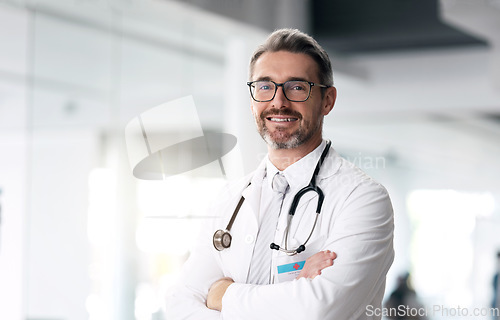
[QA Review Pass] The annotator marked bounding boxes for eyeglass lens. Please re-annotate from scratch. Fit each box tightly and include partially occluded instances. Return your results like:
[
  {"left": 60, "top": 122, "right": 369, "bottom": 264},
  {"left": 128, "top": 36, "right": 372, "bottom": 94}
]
[{"left": 251, "top": 81, "right": 310, "bottom": 102}]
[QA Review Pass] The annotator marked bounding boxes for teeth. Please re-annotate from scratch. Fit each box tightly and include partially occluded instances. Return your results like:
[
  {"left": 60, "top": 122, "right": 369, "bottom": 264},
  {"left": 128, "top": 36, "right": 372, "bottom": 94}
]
[{"left": 269, "top": 117, "right": 295, "bottom": 122}]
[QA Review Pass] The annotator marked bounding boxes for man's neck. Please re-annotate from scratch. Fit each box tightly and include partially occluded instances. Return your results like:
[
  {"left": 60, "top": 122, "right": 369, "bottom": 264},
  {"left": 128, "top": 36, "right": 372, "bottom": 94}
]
[{"left": 267, "top": 136, "right": 323, "bottom": 171}]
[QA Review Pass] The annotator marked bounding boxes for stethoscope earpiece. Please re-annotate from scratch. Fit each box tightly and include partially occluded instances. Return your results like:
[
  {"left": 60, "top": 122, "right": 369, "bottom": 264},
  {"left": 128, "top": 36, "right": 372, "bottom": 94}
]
[
  {"left": 269, "top": 242, "right": 306, "bottom": 255},
  {"left": 296, "top": 245, "right": 306, "bottom": 254}
]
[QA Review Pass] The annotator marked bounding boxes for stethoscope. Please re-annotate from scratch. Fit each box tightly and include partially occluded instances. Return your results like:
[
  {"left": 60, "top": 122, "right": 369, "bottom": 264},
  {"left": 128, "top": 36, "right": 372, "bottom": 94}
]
[{"left": 213, "top": 140, "right": 331, "bottom": 256}]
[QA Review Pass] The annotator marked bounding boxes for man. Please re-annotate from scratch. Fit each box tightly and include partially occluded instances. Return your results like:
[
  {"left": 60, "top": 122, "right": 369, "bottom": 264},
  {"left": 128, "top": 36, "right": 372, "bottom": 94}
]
[{"left": 165, "top": 28, "right": 394, "bottom": 319}]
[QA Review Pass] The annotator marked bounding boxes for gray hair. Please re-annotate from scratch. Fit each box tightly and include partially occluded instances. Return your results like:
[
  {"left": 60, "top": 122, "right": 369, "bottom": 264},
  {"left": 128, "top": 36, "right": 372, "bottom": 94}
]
[{"left": 249, "top": 28, "right": 334, "bottom": 87}]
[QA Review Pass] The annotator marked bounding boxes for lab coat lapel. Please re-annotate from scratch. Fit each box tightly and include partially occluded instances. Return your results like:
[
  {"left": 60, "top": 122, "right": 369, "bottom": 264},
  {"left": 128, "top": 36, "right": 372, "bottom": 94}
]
[
  {"left": 241, "top": 159, "right": 266, "bottom": 221},
  {"left": 294, "top": 144, "right": 341, "bottom": 211},
  {"left": 233, "top": 159, "right": 265, "bottom": 282},
  {"left": 317, "top": 146, "right": 341, "bottom": 182}
]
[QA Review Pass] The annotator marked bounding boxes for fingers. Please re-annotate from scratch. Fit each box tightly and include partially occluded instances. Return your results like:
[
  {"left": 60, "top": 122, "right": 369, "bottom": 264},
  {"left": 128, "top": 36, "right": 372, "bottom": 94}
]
[
  {"left": 313, "top": 250, "right": 336, "bottom": 267},
  {"left": 308, "top": 250, "right": 337, "bottom": 268},
  {"left": 296, "top": 250, "right": 338, "bottom": 280},
  {"left": 207, "top": 278, "right": 234, "bottom": 311},
  {"left": 319, "top": 257, "right": 333, "bottom": 269},
  {"left": 323, "top": 250, "right": 337, "bottom": 260},
  {"left": 330, "top": 251, "right": 337, "bottom": 259}
]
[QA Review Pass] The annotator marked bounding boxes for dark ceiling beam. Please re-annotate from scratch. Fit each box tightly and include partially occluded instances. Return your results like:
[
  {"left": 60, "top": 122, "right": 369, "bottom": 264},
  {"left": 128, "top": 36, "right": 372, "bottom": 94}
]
[{"left": 311, "top": 0, "right": 487, "bottom": 54}]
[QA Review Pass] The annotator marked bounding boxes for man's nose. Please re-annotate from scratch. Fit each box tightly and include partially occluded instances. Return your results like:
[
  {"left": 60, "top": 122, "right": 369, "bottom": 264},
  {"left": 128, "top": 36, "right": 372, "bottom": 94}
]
[{"left": 271, "top": 85, "right": 290, "bottom": 109}]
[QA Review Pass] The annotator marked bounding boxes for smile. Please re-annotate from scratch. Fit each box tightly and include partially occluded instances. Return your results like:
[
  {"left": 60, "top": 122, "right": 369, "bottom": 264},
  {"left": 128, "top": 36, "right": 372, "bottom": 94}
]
[{"left": 267, "top": 117, "right": 298, "bottom": 122}]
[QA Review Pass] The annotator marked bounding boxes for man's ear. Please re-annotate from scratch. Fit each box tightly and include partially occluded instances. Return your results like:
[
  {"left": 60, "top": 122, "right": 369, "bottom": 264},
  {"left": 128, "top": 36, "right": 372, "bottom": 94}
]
[{"left": 322, "top": 86, "right": 337, "bottom": 116}]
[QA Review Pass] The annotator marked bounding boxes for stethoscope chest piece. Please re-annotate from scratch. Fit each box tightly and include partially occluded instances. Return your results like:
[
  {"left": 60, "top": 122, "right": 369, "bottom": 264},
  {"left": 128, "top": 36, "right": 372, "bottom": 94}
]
[
  {"left": 212, "top": 192, "right": 247, "bottom": 251},
  {"left": 213, "top": 229, "right": 232, "bottom": 251}
]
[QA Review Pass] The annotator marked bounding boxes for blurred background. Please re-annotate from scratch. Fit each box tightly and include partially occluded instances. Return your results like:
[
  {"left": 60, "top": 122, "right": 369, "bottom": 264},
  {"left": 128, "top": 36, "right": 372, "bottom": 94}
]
[{"left": 1, "top": 0, "right": 500, "bottom": 319}]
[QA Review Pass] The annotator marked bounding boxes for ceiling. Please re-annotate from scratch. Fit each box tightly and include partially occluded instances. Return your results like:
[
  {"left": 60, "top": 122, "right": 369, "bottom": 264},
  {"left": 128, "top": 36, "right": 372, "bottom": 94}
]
[
  {"left": 177, "top": 0, "right": 488, "bottom": 53},
  {"left": 311, "top": 0, "right": 487, "bottom": 53}
]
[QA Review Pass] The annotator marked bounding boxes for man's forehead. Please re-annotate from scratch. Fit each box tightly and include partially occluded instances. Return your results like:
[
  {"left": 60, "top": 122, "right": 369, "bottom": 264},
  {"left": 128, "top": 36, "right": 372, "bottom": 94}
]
[{"left": 252, "top": 51, "right": 319, "bottom": 81}]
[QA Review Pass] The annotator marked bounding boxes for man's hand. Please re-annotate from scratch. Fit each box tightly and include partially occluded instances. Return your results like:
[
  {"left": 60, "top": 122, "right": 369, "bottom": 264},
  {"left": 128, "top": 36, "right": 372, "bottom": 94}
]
[
  {"left": 206, "top": 277, "right": 234, "bottom": 311},
  {"left": 297, "top": 250, "right": 337, "bottom": 280},
  {"left": 206, "top": 251, "right": 335, "bottom": 311}
]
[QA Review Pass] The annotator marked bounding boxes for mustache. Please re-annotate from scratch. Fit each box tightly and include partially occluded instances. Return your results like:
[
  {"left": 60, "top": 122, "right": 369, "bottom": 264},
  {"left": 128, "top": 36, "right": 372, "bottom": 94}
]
[{"left": 260, "top": 109, "right": 302, "bottom": 120}]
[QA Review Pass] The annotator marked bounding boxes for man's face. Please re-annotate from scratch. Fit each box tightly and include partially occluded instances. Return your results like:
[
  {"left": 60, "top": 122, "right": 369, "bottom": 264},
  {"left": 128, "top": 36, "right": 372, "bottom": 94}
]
[{"left": 250, "top": 51, "right": 334, "bottom": 150}]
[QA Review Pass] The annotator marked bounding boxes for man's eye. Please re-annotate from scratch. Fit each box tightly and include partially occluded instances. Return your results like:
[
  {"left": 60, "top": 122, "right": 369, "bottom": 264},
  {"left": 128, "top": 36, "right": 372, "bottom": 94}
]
[
  {"left": 287, "top": 82, "right": 307, "bottom": 91},
  {"left": 258, "top": 83, "right": 272, "bottom": 90},
  {"left": 292, "top": 84, "right": 306, "bottom": 91}
]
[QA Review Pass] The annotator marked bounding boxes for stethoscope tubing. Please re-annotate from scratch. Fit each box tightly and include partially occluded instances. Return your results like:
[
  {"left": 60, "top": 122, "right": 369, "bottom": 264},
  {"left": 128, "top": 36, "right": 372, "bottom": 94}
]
[{"left": 213, "top": 140, "right": 331, "bottom": 255}]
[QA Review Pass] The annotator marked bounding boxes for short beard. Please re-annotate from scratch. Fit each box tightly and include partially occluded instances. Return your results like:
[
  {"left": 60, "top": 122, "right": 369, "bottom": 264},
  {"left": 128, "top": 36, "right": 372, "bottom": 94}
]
[
  {"left": 264, "top": 131, "right": 301, "bottom": 150},
  {"left": 254, "top": 109, "right": 321, "bottom": 150}
]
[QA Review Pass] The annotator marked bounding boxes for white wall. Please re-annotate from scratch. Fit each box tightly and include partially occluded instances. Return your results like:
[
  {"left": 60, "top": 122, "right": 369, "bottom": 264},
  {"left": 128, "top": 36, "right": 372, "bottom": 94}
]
[
  {"left": 0, "top": 1, "right": 265, "bottom": 319},
  {"left": 0, "top": 4, "right": 29, "bottom": 319}
]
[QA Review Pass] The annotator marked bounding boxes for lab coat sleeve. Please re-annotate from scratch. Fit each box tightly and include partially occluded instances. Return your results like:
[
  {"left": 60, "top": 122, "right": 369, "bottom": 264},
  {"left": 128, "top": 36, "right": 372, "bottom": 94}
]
[
  {"left": 164, "top": 206, "right": 225, "bottom": 319},
  {"left": 220, "top": 181, "right": 394, "bottom": 320}
]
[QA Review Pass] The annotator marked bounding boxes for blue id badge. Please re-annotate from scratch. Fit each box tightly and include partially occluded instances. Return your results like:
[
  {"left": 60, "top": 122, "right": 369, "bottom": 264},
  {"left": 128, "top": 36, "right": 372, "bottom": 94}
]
[{"left": 275, "top": 255, "right": 306, "bottom": 282}]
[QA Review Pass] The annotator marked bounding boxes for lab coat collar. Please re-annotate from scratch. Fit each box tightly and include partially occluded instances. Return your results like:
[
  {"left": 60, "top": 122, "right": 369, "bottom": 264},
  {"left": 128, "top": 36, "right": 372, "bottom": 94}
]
[
  {"left": 262, "top": 141, "right": 328, "bottom": 194},
  {"left": 239, "top": 140, "right": 342, "bottom": 219},
  {"left": 240, "top": 158, "right": 267, "bottom": 220},
  {"left": 282, "top": 140, "right": 341, "bottom": 210},
  {"left": 282, "top": 140, "right": 326, "bottom": 194},
  {"left": 280, "top": 139, "right": 341, "bottom": 194},
  {"left": 313, "top": 139, "right": 342, "bottom": 182}
]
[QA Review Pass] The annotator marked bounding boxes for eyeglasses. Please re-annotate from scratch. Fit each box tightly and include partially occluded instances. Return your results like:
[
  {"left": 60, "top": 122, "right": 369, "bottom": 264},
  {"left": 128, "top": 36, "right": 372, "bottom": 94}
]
[{"left": 247, "top": 80, "right": 329, "bottom": 102}]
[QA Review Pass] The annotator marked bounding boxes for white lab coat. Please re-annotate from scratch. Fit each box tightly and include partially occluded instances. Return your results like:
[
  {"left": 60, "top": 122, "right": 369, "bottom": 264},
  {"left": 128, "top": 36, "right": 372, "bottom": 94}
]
[{"left": 165, "top": 145, "right": 394, "bottom": 320}]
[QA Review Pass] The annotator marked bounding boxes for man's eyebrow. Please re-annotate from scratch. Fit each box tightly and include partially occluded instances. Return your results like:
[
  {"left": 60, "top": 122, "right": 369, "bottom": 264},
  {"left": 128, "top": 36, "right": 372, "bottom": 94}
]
[
  {"left": 253, "top": 76, "right": 309, "bottom": 82},
  {"left": 287, "top": 77, "right": 308, "bottom": 82},
  {"left": 254, "top": 76, "right": 272, "bottom": 81}
]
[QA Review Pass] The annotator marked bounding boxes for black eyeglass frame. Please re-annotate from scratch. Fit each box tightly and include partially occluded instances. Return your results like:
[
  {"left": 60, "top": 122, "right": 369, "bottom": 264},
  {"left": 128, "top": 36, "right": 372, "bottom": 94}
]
[{"left": 246, "top": 80, "right": 330, "bottom": 102}]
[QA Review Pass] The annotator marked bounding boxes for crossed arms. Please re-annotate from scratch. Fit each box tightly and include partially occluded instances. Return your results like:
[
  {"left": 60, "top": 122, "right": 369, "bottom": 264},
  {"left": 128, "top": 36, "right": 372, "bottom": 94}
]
[
  {"left": 206, "top": 250, "right": 337, "bottom": 311},
  {"left": 165, "top": 181, "right": 394, "bottom": 320}
]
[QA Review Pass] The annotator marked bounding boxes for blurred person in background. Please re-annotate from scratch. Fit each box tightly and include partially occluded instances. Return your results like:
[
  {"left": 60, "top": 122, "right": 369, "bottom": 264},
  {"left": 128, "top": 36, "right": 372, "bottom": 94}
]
[
  {"left": 493, "top": 251, "right": 500, "bottom": 319},
  {"left": 384, "top": 273, "right": 426, "bottom": 320}
]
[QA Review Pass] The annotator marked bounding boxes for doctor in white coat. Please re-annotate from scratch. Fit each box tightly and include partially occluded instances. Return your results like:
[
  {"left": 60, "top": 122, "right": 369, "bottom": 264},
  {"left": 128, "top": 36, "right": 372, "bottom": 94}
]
[{"left": 165, "top": 28, "right": 394, "bottom": 320}]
